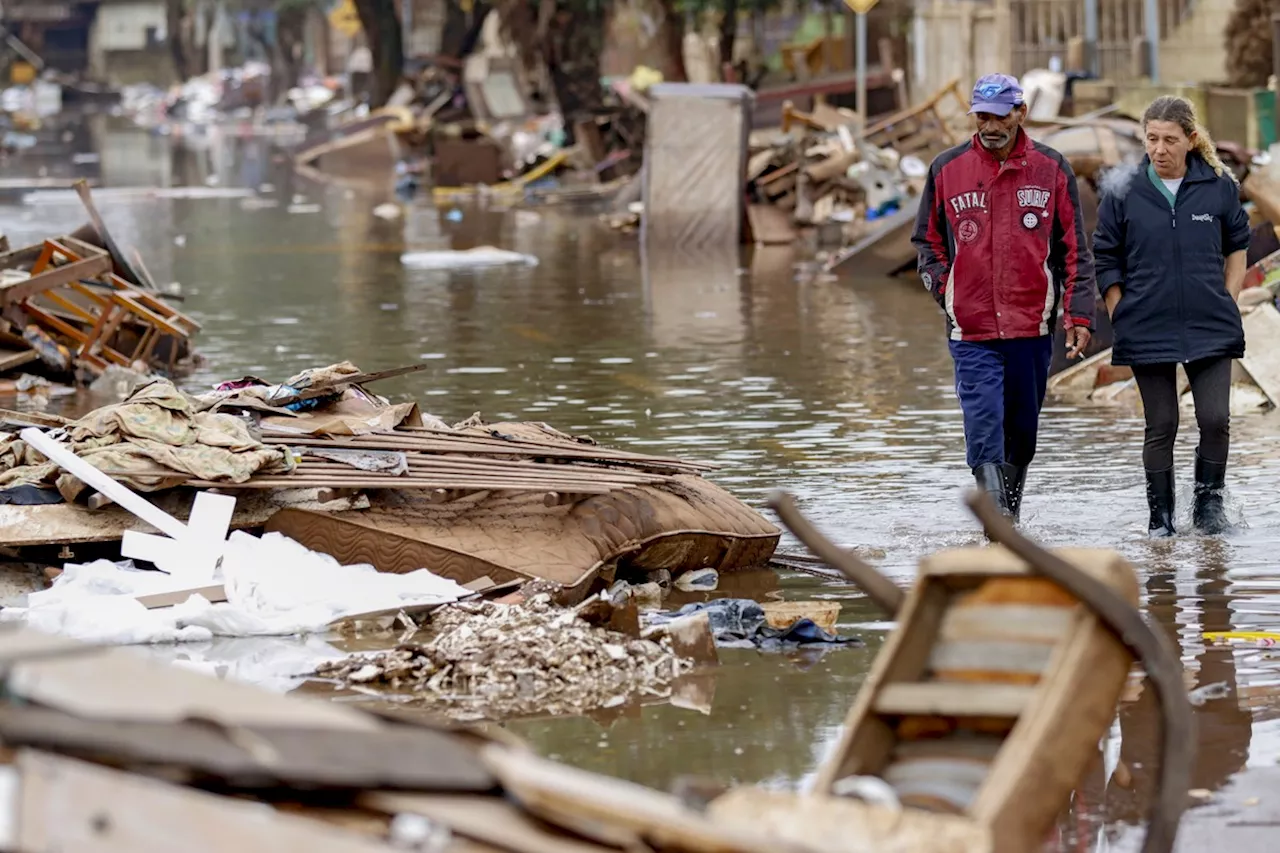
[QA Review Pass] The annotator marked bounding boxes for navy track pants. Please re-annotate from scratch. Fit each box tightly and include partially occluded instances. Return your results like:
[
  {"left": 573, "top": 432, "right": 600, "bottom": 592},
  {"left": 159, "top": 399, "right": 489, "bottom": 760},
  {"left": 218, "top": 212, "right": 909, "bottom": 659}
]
[{"left": 948, "top": 335, "right": 1053, "bottom": 471}]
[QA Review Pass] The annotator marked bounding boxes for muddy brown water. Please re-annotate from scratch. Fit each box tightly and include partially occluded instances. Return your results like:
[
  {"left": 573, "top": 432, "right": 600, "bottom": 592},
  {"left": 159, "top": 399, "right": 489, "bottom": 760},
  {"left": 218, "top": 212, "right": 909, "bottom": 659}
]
[{"left": 5, "top": 119, "right": 1280, "bottom": 850}]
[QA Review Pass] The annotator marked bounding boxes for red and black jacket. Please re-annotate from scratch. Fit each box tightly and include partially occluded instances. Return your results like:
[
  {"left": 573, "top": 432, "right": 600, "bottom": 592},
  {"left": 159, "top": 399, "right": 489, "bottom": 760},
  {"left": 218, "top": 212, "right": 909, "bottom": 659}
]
[{"left": 911, "top": 128, "right": 1096, "bottom": 342}]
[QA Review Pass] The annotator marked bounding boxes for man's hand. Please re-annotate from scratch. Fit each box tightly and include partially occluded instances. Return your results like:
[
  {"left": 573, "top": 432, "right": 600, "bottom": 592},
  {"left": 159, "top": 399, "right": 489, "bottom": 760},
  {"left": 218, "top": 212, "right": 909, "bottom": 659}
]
[{"left": 1065, "top": 325, "right": 1092, "bottom": 360}]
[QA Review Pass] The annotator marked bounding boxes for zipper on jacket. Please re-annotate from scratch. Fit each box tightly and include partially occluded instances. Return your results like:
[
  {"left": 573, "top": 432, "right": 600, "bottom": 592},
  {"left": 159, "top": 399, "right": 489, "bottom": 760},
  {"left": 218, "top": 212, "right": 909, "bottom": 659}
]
[{"left": 1171, "top": 177, "right": 1187, "bottom": 357}]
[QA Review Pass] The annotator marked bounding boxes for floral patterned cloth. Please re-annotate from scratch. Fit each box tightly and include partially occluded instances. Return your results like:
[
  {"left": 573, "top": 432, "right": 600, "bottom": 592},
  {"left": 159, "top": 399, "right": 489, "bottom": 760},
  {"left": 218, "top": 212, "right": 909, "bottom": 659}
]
[{"left": 0, "top": 378, "right": 294, "bottom": 500}]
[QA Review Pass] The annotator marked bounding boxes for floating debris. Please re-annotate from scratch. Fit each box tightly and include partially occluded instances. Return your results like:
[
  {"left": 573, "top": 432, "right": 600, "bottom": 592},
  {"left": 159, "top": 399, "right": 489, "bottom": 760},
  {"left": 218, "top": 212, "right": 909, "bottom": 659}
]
[{"left": 314, "top": 594, "right": 694, "bottom": 721}]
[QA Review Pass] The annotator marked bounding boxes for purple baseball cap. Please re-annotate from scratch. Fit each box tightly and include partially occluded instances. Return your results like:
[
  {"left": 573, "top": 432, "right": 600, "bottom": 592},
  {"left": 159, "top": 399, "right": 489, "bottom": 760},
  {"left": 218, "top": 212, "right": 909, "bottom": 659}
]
[{"left": 969, "top": 74, "right": 1024, "bottom": 116}]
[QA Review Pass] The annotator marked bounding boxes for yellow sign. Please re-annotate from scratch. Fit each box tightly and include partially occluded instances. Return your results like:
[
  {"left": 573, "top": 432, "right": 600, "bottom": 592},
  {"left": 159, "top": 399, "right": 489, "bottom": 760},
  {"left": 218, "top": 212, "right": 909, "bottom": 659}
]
[
  {"left": 329, "top": 0, "right": 362, "bottom": 37},
  {"left": 843, "top": 0, "right": 879, "bottom": 13}
]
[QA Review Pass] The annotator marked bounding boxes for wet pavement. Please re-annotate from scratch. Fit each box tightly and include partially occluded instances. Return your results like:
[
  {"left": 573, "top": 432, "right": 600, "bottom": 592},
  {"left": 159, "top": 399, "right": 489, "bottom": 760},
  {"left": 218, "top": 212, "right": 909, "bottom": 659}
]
[{"left": 4, "top": 116, "right": 1280, "bottom": 850}]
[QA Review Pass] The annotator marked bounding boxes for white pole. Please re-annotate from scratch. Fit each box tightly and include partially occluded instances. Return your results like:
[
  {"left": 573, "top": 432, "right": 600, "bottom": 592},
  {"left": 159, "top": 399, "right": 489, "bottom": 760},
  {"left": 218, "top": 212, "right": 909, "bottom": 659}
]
[{"left": 1143, "top": 0, "right": 1159, "bottom": 82}]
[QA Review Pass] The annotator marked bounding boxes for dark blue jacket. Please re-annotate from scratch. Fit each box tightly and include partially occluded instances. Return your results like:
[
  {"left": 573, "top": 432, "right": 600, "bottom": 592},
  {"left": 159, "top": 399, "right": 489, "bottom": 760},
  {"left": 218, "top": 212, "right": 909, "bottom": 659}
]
[{"left": 1092, "top": 153, "right": 1249, "bottom": 366}]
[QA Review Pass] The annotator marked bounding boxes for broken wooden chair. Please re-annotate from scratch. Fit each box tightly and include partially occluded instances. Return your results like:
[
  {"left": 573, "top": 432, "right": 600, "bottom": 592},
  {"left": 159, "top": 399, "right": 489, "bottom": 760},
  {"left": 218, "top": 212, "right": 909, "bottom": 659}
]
[
  {"left": 859, "top": 76, "right": 971, "bottom": 157},
  {"left": 7, "top": 238, "right": 200, "bottom": 375}
]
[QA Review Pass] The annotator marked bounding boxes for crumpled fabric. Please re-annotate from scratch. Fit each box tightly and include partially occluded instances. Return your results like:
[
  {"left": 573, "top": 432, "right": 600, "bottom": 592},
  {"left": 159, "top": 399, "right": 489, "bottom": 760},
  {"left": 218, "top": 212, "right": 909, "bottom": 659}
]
[
  {"left": 0, "top": 378, "right": 294, "bottom": 498},
  {"left": 648, "top": 598, "right": 864, "bottom": 651}
]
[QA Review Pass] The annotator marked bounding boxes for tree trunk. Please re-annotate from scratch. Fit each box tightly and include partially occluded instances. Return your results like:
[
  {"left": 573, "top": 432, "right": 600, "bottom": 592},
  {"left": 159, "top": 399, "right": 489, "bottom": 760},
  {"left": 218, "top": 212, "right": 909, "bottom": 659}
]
[
  {"left": 718, "top": 0, "right": 738, "bottom": 68},
  {"left": 274, "top": 5, "right": 310, "bottom": 102},
  {"left": 656, "top": 0, "right": 687, "bottom": 82},
  {"left": 352, "top": 0, "right": 405, "bottom": 106},
  {"left": 821, "top": 1, "right": 834, "bottom": 75},
  {"left": 166, "top": 0, "right": 189, "bottom": 81}
]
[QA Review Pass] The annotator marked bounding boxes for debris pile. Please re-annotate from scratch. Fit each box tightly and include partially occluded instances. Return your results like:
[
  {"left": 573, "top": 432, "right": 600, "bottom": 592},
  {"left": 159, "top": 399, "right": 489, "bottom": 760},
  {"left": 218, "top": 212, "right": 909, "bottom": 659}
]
[
  {"left": 315, "top": 595, "right": 694, "bottom": 720},
  {"left": 741, "top": 117, "right": 929, "bottom": 247},
  {"left": 119, "top": 62, "right": 299, "bottom": 134},
  {"left": 605, "top": 79, "right": 969, "bottom": 252},
  {"left": 0, "top": 185, "right": 200, "bottom": 389},
  {"left": 296, "top": 46, "right": 645, "bottom": 205}
]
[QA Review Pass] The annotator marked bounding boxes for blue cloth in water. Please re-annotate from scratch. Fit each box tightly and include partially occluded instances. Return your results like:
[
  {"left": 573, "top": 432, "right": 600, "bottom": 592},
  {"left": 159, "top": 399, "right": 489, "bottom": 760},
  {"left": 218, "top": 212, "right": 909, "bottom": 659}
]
[{"left": 652, "top": 599, "right": 862, "bottom": 650}]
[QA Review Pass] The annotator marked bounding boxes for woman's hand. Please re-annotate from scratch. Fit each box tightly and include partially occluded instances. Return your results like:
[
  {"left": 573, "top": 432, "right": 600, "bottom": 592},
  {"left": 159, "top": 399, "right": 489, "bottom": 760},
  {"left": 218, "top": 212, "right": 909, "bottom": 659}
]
[
  {"left": 1225, "top": 250, "right": 1247, "bottom": 302},
  {"left": 1103, "top": 285, "right": 1122, "bottom": 320}
]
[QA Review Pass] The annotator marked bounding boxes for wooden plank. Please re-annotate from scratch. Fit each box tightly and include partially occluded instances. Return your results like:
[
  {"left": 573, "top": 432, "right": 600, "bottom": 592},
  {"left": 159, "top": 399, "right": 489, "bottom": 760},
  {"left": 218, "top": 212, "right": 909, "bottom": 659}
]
[
  {"left": 810, "top": 580, "right": 950, "bottom": 791},
  {"left": 480, "top": 744, "right": 804, "bottom": 853},
  {"left": 15, "top": 750, "right": 402, "bottom": 853},
  {"left": 705, "top": 788, "right": 991, "bottom": 853},
  {"left": 0, "top": 407, "right": 70, "bottom": 428},
  {"left": 3, "top": 628, "right": 378, "bottom": 730},
  {"left": 928, "top": 640, "right": 1057, "bottom": 677},
  {"left": 937, "top": 603, "right": 1074, "bottom": 643},
  {"left": 1240, "top": 306, "right": 1280, "bottom": 407},
  {"left": 135, "top": 585, "right": 227, "bottom": 609},
  {"left": 0, "top": 707, "right": 495, "bottom": 792},
  {"left": 0, "top": 242, "right": 45, "bottom": 271},
  {"left": 874, "top": 683, "right": 1034, "bottom": 718},
  {"left": 925, "top": 547, "right": 1138, "bottom": 853},
  {"left": 0, "top": 347, "right": 37, "bottom": 373},
  {"left": 365, "top": 793, "right": 617, "bottom": 853},
  {"left": 0, "top": 254, "right": 112, "bottom": 307},
  {"left": 73, "top": 179, "right": 153, "bottom": 289}
]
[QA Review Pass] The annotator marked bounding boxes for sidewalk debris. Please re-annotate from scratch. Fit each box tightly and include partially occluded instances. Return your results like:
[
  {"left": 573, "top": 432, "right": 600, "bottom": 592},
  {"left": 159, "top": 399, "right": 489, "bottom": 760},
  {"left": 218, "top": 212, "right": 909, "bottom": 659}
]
[{"left": 314, "top": 594, "right": 696, "bottom": 722}]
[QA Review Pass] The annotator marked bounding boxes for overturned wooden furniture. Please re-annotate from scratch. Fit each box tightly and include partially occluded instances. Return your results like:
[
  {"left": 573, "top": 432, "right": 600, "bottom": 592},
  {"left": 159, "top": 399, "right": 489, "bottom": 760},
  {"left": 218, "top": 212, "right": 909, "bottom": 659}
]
[
  {"left": 0, "top": 237, "right": 199, "bottom": 377},
  {"left": 858, "top": 77, "right": 971, "bottom": 157}
]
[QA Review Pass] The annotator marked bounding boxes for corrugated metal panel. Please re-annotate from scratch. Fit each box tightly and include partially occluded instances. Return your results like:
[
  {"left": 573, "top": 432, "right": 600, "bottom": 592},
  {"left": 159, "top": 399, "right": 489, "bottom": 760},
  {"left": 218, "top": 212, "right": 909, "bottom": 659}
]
[{"left": 96, "top": 1, "right": 167, "bottom": 53}]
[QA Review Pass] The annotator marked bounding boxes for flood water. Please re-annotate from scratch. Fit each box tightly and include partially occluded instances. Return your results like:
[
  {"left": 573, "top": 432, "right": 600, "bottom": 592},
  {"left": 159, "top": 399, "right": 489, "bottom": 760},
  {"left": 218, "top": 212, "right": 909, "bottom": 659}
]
[{"left": 5, "top": 116, "right": 1280, "bottom": 849}]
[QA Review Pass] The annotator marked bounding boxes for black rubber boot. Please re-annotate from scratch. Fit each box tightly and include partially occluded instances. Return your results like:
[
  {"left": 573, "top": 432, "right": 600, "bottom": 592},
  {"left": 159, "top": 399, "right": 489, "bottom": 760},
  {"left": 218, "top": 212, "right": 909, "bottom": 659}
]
[
  {"left": 1192, "top": 452, "right": 1230, "bottom": 535},
  {"left": 974, "top": 462, "right": 1011, "bottom": 517},
  {"left": 1003, "top": 463, "right": 1028, "bottom": 524},
  {"left": 1145, "top": 467, "right": 1176, "bottom": 538}
]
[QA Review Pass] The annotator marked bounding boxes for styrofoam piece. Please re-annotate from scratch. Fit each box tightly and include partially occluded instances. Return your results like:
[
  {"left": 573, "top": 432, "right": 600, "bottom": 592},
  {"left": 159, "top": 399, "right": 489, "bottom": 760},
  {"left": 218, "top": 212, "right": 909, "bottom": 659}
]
[{"left": 121, "top": 491, "right": 236, "bottom": 583}]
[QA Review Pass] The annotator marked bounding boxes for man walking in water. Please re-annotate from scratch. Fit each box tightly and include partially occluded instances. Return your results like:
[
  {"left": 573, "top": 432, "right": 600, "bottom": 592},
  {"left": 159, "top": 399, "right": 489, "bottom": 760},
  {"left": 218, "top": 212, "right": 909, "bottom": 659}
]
[{"left": 912, "top": 74, "right": 1096, "bottom": 520}]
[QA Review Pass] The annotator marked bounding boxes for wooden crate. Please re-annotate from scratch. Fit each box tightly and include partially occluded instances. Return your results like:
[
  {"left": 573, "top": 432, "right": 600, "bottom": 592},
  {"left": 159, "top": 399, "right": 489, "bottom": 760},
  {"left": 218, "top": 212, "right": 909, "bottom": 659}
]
[{"left": 807, "top": 545, "right": 1139, "bottom": 853}]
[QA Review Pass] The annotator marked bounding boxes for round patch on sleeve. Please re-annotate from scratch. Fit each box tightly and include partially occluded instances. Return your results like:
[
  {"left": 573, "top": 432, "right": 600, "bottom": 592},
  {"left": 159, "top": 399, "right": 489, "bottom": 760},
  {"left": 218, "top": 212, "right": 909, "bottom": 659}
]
[
  {"left": 1022, "top": 212, "right": 1039, "bottom": 229},
  {"left": 921, "top": 271, "right": 932, "bottom": 290}
]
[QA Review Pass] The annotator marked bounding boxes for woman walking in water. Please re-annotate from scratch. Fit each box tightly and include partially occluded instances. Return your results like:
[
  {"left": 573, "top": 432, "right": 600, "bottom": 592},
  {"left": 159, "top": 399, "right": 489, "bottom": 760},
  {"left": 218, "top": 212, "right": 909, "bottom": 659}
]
[{"left": 1092, "top": 95, "right": 1250, "bottom": 536}]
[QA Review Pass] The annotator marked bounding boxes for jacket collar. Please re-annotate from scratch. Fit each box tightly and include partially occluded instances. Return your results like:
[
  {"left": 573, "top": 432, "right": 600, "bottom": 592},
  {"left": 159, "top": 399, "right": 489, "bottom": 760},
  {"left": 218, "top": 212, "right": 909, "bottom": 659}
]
[
  {"left": 970, "top": 126, "right": 1030, "bottom": 165},
  {"left": 1140, "top": 152, "right": 1216, "bottom": 184}
]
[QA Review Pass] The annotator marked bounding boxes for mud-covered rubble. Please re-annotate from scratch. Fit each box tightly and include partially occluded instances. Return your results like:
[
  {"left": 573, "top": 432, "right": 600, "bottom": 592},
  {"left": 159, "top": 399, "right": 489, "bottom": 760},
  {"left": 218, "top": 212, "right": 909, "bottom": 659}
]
[{"left": 314, "top": 595, "right": 693, "bottom": 721}]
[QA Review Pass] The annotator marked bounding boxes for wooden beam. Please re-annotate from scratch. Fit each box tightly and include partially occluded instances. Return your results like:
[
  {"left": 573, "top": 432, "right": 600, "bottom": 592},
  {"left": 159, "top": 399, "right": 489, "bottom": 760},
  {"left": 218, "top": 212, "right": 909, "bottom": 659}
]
[{"left": 0, "top": 254, "right": 112, "bottom": 307}]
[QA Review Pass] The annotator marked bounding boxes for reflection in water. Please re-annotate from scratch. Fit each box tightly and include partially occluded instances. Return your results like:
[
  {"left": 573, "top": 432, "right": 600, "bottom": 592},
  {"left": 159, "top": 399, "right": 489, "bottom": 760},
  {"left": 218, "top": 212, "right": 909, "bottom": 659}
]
[{"left": 1, "top": 123, "right": 1280, "bottom": 842}]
